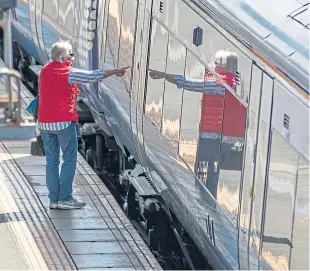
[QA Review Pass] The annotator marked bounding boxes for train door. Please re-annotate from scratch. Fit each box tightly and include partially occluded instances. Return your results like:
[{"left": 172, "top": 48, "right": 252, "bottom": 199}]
[
  {"left": 247, "top": 71, "right": 274, "bottom": 269},
  {"left": 238, "top": 63, "right": 263, "bottom": 269},
  {"left": 131, "top": 0, "right": 151, "bottom": 166}
]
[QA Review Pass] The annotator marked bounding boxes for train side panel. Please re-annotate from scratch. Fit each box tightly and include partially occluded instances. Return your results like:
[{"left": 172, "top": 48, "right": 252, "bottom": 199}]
[
  {"left": 12, "top": 0, "right": 41, "bottom": 61},
  {"left": 10, "top": 0, "right": 309, "bottom": 270}
]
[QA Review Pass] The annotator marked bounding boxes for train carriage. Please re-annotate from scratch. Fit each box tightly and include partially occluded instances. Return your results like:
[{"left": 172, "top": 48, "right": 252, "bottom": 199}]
[{"left": 8, "top": 0, "right": 309, "bottom": 269}]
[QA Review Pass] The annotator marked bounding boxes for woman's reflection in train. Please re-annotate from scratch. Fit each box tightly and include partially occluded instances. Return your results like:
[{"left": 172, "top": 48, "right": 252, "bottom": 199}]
[{"left": 148, "top": 51, "right": 246, "bottom": 200}]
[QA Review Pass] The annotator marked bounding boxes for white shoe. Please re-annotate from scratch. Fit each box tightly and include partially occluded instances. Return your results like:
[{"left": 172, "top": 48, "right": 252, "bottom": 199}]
[
  {"left": 57, "top": 198, "right": 86, "bottom": 209},
  {"left": 49, "top": 202, "right": 58, "bottom": 209}
]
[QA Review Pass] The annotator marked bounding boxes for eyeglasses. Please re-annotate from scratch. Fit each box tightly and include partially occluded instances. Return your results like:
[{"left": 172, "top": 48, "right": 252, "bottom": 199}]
[{"left": 68, "top": 53, "right": 75, "bottom": 62}]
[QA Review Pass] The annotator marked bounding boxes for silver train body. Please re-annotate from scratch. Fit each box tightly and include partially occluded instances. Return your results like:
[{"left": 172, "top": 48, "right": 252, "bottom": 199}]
[{"left": 11, "top": 0, "right": 309, "bottom": 269}]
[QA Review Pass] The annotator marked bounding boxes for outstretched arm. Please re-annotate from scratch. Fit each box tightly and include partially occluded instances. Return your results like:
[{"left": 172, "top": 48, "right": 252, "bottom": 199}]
[
  {"left": 175, "top": 75, "right": 225, "bottom": 94},
  {"left": 69, "top": 66, "right": 129, "bottom": 85},
  {"left": 149, "top": 69, "right": 225, "bottom": 94},
  {"left": 103, "top": 67, "right": 128, "bottom": 78}
]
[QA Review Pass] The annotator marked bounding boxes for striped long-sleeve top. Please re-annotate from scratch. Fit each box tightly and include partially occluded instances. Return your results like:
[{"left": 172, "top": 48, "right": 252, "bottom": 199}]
[{"left": 38, "top": 68, "right": 105, "bottom": 131}]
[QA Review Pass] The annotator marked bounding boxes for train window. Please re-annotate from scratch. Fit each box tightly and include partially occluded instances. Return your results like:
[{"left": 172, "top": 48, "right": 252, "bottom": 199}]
[
  {"left": 156, "top": 0, "right": 252, "bottom": 103},
  {"left": 179, "top": 53, "right": 204, "bottom": 170},
  {"left": 134, "top": 9, "right": 151, "bottom": 109},
  {"left": 248, "top": 73, "right": 274, "bottom": 269},
  {"left": 290, "top": 156, "right": 309, "bottom": 270},
  {"left": 161, "top": 36, "right": 186, "bottom": 151},
  {"left": 43, "top": 0, "right": 59, "bottom": 21},
  {"left": 118, "top": 0, "right": 138, "bottom": 91},
  {"left": 144, "top": 19, "right": 168, "bottom": 129},
  {"left": 261, "top": 131, "right": 298, "bottom": 270},
  {"left": 104, "top": 0, "right": 124, "bottom": 69},
  {"left": 58, "top": 0, "right": 75, "bottom": 34}
]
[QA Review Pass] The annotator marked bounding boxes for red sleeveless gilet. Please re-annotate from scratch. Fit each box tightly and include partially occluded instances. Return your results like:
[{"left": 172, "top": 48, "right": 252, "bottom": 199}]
[{"left": 38, "top": 61, "right": 79, "bottom": 123}]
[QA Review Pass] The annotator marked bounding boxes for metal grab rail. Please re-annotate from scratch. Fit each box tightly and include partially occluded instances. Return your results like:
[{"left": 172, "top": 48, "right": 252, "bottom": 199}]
[
  {"left": 0, "top": 67, "right": 23, "bottom": 124},
  {"left": 0, "top": 66, "right": 36, "bottom": 140},
  {"left": 0, "top": 0, "right": 36, "bottom": 140}
]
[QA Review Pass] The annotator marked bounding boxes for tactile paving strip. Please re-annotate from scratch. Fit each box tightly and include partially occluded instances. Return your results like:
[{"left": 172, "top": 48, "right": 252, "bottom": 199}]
[
  {"left": 1, "top": 140, "right": 162, "bottom": 270},
  {"left": 0, "top": 142, "right": 77, "bottom": 270}
]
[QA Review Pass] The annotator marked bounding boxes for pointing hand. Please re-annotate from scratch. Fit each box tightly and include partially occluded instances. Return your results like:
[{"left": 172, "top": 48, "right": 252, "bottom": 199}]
[{"left": 116, "top": 66, "right": 130, "bottom": 77}]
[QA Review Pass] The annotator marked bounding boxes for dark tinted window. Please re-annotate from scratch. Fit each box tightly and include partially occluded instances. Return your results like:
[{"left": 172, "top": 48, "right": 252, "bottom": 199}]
[
  {"left": 118, "top": 0, "right": 137, "bottom": 90},
  {"left": 104, "top": 0, "right": 123, "bottom": 69},
  {"left": 144, "top": 20, "right": 168, "bottom": 129},
  {"left": 179, "top": 53, "right": 205, "bottom": 170},
  {"left": 161, "top": 36, "right": 186, "bottom": 151}
]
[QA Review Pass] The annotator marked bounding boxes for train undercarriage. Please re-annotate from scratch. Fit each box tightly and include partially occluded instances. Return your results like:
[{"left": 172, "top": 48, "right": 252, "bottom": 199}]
[{"left": 4, "top": 40, "right": 212, "bottom": 270}]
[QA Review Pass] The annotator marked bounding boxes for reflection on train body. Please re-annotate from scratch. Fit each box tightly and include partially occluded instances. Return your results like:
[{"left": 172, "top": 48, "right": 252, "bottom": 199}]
[
  {"left": 148, "top": 48, "right": 247, "bottom": 224},
  {"left": 144, "top": 1, "right": 309, "bottom": 267},
  {"left": 12, "top": 0, "right": 309, "bottom": 269}
]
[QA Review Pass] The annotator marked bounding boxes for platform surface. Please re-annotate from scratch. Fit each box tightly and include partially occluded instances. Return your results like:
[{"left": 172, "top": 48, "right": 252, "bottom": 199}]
[
  {"left": 0, "top": 140, "right": 161, "bottom": 270},
  {"left": 0, "top": 58, "right": 161, "bottom": 270},
  {"left": 0, "top": 199, "right": 31, "bottom": 270}
]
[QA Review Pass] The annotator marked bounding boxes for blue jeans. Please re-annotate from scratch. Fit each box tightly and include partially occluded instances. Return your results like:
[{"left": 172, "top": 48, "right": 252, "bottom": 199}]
[{"left": 40, "top": 122, "right": 78, "bottom": 202}]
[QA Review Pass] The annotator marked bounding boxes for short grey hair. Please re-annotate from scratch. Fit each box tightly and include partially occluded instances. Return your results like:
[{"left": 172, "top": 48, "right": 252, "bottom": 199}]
[{"left": 50, "top": 41, "right": 72, "bottom": 62}]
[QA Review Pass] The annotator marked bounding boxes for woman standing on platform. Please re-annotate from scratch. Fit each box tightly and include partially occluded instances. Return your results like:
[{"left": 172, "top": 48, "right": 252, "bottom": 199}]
[{"left": 38, "top": 41, "right": 128, "bottom": 210}]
